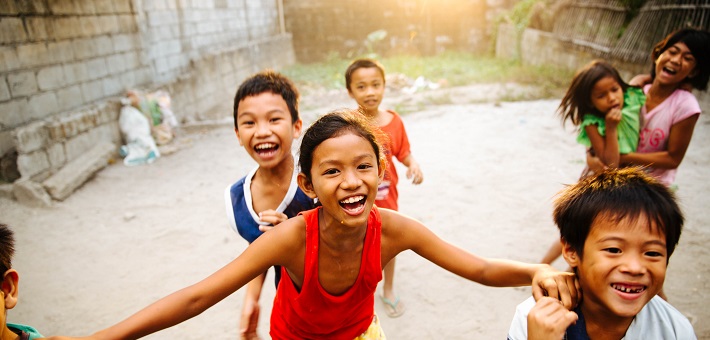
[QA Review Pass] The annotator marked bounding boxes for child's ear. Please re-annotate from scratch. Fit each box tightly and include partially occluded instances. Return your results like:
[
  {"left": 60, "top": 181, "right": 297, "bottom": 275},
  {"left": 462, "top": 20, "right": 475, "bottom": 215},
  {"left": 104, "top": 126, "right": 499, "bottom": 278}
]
[
  {"left": 561, "top": 239, "right": 581, "bottom": 269},
  {"left": 297, "top": 173, "right": 318, "bottom": 199},
  {"left": 292, "top": 119, "right": 303, "bottom": 140},
  {"left": 235, "top": 128, "right": 244, "bottom": 146},
  {"left": 2, "top": 269, "right": 19, "bottom": 310}
]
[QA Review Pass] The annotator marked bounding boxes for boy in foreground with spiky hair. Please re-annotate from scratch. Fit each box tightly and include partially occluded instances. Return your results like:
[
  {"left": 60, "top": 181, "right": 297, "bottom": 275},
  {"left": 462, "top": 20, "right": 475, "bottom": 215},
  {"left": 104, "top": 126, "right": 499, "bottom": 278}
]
[{"left": 508, "top": 167, "right": 695, "bottom": 339}]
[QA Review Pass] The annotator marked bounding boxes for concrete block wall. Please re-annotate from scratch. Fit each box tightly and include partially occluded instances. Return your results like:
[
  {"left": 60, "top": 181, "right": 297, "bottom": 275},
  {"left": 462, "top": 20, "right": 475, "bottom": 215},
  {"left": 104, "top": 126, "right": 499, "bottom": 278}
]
[{"left": 0, "top": 0, "right": 294, "bottom": 200}]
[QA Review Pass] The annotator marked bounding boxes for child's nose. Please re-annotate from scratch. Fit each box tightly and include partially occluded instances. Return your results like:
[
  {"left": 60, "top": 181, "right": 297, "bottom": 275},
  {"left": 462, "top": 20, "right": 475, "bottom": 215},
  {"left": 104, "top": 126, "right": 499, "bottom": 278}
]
[
  {"left": 620, "top": 255, "right": 647, "bottom": 275},
  {"left": 340, "top": 170, "right": 362, "bottom": 189},
  {"left": 255, "top": 123, "right": 271, "bottom": 137}
]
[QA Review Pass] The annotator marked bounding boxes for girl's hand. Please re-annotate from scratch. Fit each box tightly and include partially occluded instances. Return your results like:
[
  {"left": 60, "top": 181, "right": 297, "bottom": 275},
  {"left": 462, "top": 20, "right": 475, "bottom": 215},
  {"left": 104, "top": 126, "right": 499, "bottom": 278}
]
[
  {"left": 586, "top": 151, "right": 606, "bottom": 174},
  {"left": 258, "top": 210, "right": 288, "bottom": 232},
  {"left": 629, "top": 74, "right": 651, "bottom": 87},
  {"left": 604, "top": 107, "right": 622, "bottom": 129},
  {"left": 406, "top": 163, "right": 424, "bottom": 185},
  {"left": 531, "top": 265, "right": 580, "bottom": 310},
  {"left": 240, "top": 298, "right": 262, "bottom": 340},
  {"left": 527, "top": 297, "right": 578, "bottom": 340}
]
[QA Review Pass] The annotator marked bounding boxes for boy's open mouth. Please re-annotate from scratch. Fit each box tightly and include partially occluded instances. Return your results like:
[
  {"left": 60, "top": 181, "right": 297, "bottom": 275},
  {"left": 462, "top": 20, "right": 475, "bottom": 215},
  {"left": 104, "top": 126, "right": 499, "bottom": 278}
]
[
  {"left": 339, "top": 195, "right": 366, "bottom": 213},
  {"left": 255, "top": 143, "right": 279, "bottom": 156},
  {"left": 611, "top": 283, "right": 646, "bottom": 294}
]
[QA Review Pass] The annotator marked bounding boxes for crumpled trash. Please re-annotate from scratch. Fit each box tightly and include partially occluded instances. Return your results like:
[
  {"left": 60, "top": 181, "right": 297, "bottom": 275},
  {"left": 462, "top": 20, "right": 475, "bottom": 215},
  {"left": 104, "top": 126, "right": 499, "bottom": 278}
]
[
  {"left": 118, "top": 96, "right": 160, "bottom": 166},
  {"left": 402, "top": 76, "right": 441, "bottom": 94}
]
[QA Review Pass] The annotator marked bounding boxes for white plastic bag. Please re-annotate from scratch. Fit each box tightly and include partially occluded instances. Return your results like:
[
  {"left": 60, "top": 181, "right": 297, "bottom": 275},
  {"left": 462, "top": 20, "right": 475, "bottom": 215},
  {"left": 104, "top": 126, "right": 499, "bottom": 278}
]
[{"left": 118, "top": 100, "right": 160, "bottom": 166}]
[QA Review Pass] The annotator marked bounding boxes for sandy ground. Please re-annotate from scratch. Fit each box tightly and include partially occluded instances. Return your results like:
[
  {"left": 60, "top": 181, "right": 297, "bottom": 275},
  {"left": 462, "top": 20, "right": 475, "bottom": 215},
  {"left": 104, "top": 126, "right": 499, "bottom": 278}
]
[{"left": 2, "top": 84, "right": 709, "bottom": 339}]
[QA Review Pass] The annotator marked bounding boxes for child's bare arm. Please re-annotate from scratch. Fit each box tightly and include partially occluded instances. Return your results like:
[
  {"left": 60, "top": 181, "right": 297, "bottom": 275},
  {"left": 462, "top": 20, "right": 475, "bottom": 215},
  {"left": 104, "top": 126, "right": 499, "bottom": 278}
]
[
  {"left": 381, "top": 211, "right": 579, "bottom": 309},
  {"left": 401, "top": 154, "right": 423, "bottom": 184},
  {"left": 240, "top": 273, "right": 266, "bottom": 339},
  {"left": 41, "top": 219, "right": 305, "bottom": 340}
]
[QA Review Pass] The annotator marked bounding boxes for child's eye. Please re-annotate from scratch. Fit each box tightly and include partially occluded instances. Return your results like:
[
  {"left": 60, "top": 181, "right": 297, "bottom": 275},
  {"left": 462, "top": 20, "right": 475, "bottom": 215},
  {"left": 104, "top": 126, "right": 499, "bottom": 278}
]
[
  {"left": 645, "top": 251, "right": 665, "bottom": 258},
  {"left": 240, "top": 120, "right": 255, "bottom": 127},
  {"left": 683, "top": 55, "right": 696, "bottom": 63},
  {"left": 603, "top": 247, "right": 622, "bottom": 254},
  {"left": 270, "top": 117, "right": 282, "bottom": 123},
  {"left": 357, "top": 163, "right": 373, "bottom": 170},
  {"left": 323, "top": 168, "right": 339, "bottom": 175}
]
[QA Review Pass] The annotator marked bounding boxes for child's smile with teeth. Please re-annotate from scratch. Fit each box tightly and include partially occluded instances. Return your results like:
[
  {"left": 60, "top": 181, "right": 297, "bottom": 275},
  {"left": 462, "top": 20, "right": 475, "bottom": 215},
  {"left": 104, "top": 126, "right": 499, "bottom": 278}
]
[
  {"left": 611, "top": 283, "right": 646, "bottom": 294},
  {"left": 255, "top": 143, "right": 278, "bottom": 155},
  {"left": 340, "top": 195, "right": 366, "bottom": 213}
]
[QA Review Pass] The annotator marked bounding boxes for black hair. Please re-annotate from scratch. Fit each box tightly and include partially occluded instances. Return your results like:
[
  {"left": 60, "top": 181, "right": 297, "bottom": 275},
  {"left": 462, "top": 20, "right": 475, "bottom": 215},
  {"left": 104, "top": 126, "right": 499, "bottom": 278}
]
[
  {"left": 298, "top": 109, "right": 387, "bottom": 181},
  {"left": 0, "top": 223, "right": 15, "bottom": 274},
  {"left": 344, "top": 59, "right": 386, "bottom": 92},
  {"left": 650, "top": 28, "right": 710, "bottom": 91},
  {"left": 558, "top": 59, "right": 629, "bottom": 126},
  {"left": 553, "top": 167, "right": 683, "bottom": 260},
  {"left": 232, "top": 70, "right": 300, "bottom": 130}
]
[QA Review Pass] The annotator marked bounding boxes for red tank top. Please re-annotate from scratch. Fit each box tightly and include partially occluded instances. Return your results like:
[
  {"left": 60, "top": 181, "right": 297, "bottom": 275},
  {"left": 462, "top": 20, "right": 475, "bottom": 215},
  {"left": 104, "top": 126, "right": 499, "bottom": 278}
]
[{"left": 270, "top": 206, "right": 383, "bottom": 339}]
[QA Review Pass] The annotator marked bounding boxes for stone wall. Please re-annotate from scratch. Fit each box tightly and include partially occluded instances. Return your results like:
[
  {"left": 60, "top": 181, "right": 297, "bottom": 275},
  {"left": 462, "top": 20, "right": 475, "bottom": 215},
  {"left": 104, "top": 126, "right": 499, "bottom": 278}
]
[{"left": 0, "top": 0, "right": 294, "bottom": 204}]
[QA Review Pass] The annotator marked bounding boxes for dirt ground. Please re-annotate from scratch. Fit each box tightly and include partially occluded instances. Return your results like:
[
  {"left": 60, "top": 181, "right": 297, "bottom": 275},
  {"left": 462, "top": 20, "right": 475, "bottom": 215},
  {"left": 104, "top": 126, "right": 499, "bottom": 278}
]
[{"left": 2, "top": 84, "right": 709, "bottom": 339}]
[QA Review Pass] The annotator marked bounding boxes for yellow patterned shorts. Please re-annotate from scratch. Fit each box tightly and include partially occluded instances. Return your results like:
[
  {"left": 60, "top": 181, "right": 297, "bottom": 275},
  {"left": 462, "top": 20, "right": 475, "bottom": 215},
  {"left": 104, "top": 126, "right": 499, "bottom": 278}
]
[{"left": 354, "top": 314, "right": 387, "bottom": 340}]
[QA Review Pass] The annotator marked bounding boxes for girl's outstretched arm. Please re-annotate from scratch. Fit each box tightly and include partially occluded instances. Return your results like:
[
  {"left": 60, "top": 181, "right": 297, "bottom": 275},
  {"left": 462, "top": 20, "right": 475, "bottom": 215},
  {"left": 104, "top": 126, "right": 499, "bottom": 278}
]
[
  {"left": 41, "top": 217, "right": 306, "bottom": 340},
  {"left": 380, "top": 210, "right": 579, "bottom": 309}
]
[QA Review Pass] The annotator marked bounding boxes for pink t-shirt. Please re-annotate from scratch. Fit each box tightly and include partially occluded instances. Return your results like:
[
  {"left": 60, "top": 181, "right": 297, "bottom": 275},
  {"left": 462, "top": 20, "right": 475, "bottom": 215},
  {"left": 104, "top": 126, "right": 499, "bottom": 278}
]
[{"left": 638, "top": 84, "right": 701, "bottom": 186}]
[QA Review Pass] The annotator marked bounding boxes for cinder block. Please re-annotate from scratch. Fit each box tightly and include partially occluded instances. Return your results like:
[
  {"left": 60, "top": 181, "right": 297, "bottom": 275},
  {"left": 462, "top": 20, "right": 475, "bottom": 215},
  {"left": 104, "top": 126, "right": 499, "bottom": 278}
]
[
  {"left": 99, "top": 15, "right": 119, "bottom": 35},
  {"left": 52, "top": 17, "right": 80, "bottom": 40},
  {"left": 13, "top": 179, "right": 52, "bottom": 207},
  {"left": 64, "top": 130, "right": 93, "bottom": 161},
  {"left": 37, "top": 65, "right": 66, "bottom": 91},
  {"left": 86, "top": 58, "right": 108, "bottom": 80},
  {"left": 117, "top": 14, "right": 137, "bottom": 33},
  {"left": 0, "top": 98, "right": 30, "bottom": 128},
  {"left": 17, "top": 149, "right": 50, "bottom": 178},
  {"left": 114, "top": 0, "right": 132, "bottom": 13},
  {"left": 25, "top": 17, "right": 49, "bottom": 41},
  {"left": 0, "top": 130, "right": 13, "bottom": 156},
  {"left": 0, "top": 18, "right": 26, "bottom": 44},
  {"left": 94, "top": 0, "right": 114, "bottom": 14},
  {"left": 80, "top": 16, "right": 101, "bottom": 37},
  {"left": 47, "top": 40, "right": 75, "bottom": 63},
  {"left": 0, "top": 46, "right": 20, "bottom": 72},
  {"left": 8, "top": 71, "right": 38, "bottom": 97},
  {"left": 94, "top": 35, "right": 114, "bottom": 56},
  {"left": 102, "top": 76, "right": 123, "bottom": 97},
  {"left": 47, "top": 0, "right": 78, "bottom": 15},
  {"left": 14, "top": 121, "right": 48, "bottom": 153},
  {"left": 97, "top": 101, "right": 121, "bottom": 124},
  {"left": 43, "top": 141, "right": 115, "bottom": 200},
  {"left": 112, "top": 34, "right": 136, "bottom": 52},
  {"left": 28, "top": 92, "right": 59, "bottom": 120},
  {"left": 0, "top": 76, "right": 10, "bottom": 101},
  {"left": 72, "top": 39, "right": 98, "bottom": 60},
  {"left": 56, "top": 85, "right": 84, "bottom": 111},
  {"left": 106, "top": 54, "right": 127, "bottom": 74},
  {"left": 81, "top": 79, "right": 104, "bottom": 102},
  {"left": 17, "top": 42, "right": 49, "bottom": 68},
  {"left": 47, "top": 141, "right": 66, "bottom": 169},
  {"left": 63, "top": 62, "right": 90, "bottom": 84}
]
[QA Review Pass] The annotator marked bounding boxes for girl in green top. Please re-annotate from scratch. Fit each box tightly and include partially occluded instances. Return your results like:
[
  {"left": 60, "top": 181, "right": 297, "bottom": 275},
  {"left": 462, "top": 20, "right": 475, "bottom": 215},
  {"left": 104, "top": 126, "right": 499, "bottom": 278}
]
[
  {"left": 558, "top": 59, "right": 645, "bottom": 176},
  {"left": 541, "top": 60, "right": 646, "bottom": 266}
]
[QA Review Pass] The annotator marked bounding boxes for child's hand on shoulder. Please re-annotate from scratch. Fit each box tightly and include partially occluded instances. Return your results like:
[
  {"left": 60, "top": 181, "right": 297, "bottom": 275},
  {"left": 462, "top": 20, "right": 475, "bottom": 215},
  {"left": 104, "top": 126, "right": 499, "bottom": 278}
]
[
  {"left": 406, "top": 162, "right": 423, "bottom": 185},
  {"left": 258, "top": 210, "right": 288, "bottom": 231},
  {"left": 527, "top": 296, "right": 578, "bottom": 340},
  {"left": 531, "top": 265, "right": 580, "bottom": 310}
]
